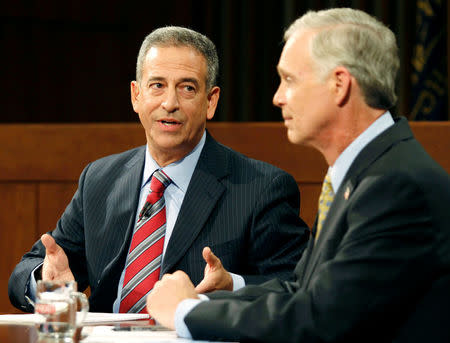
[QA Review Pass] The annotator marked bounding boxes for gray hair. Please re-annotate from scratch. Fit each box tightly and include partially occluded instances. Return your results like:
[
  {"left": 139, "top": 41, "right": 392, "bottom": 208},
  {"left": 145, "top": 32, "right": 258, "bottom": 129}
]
[
  {"left": 285, "top": 8, "right": 399, "bottom": 109},
  {"left": 136, "top": 26, "right": 219, "bottom": 90}
]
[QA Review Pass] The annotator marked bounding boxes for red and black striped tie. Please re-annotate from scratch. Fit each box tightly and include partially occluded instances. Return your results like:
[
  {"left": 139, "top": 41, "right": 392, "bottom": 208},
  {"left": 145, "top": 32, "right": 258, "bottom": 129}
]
[{"left": 119, "top": 169, "right": 171, "bottom": 313}]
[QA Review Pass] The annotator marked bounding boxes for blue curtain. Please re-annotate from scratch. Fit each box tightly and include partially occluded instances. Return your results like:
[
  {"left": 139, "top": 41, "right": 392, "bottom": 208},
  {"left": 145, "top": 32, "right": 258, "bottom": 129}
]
[{"left": 410, "top": 0, "right": 448, "bottom": 120}]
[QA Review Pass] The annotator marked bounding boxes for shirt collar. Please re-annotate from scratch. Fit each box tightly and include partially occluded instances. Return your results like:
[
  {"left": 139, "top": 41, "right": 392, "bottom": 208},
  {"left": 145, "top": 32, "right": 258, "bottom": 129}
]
[
  {"left": 328, "top": 111, "right": 394, "bottom": 193},
  {"left": 142, "top": 131, "right": 206, "bottom": 193}
]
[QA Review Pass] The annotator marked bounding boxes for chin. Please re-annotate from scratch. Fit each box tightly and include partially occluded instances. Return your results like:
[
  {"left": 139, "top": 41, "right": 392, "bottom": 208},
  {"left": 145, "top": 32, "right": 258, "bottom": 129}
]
[{"left": 287, "top": 130, "right": 300, "bottom": 144}]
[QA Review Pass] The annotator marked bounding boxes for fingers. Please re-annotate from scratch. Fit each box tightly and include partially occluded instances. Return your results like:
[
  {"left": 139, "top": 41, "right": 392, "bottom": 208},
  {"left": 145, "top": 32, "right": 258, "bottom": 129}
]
[
  {"left": 41, "top": 233, "right": 75, "bottom": 281},
  {"left": 202, "top": 246, "right": 220, "bottom": 268},
  {"left": 159, "top": 270, "right": 187, "bottom": 282},
  {"left": 194, "top": 278, "right": 212, "bottom": 293},
  {"left": 158, "top": 271, "right": 192, "bottom": 287},
  {"left": 196, "top": 248, "right": 227, "bottom": 293},
  {"left": 172, "top": 270, "right": 189, "bottom": 279},
  {"left": 41, "top": 234, "right": 59, "bottom": 254},
  {"left": 147, "top": 271, "right": 197, "bottom": 330}
]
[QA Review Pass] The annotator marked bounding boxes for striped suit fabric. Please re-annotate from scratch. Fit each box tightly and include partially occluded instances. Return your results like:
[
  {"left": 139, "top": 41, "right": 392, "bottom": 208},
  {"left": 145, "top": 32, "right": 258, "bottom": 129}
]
[{"left": 8, "top": 131, "right": 309, "bottom": 313}]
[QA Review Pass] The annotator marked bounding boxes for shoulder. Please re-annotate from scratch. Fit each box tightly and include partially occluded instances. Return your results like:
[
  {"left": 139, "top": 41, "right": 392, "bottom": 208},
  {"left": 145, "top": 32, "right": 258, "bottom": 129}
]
[
  {"left": 207, "top": 135, "right": 291, "bottom": 179},
  {"left": 349, "top": 141, "right": 450, "bottom": 232},
  {"left": 81, "top": 145, "right": 145, "bottom": 178},
  {"left": 210, "top": 139, "right": 300, "bottom": 200}
]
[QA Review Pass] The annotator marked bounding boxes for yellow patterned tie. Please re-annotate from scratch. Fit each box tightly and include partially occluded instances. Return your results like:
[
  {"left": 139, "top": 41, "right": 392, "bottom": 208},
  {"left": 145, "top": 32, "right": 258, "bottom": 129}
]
[{"left": 316, "top": 173, "right": 335, "bottom": 240}]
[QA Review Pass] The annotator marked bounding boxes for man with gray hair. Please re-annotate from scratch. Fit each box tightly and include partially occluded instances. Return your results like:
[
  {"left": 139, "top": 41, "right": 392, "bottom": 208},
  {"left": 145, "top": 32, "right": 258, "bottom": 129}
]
[
  {"left": 9, "top": 26, "right": 309, "bottom": 313},
  {"left": 147, "top": 9, "right": 450, "bottom": 342}
]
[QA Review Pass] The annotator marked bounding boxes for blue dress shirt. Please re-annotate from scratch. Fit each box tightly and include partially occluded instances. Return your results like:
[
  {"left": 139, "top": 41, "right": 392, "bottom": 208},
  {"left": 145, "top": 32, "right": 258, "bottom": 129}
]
[
  {"left": 28, "top": 131, "right": 245, "bottom": 309},
  {"left": 111, "top": 131, "right": 244, "bottom": 311},
  {"left": 174, "top": 111, "right": 395, "bottom": 338},
  {"left": 328, "top": 111, "right": 394, "bottom": 193}
]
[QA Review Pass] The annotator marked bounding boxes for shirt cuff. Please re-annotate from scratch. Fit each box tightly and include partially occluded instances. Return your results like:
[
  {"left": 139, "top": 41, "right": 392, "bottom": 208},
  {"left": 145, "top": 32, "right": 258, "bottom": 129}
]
[
  {"left": 27, "top": 263, "right": 43, "bottom": 303},
  {"left": 25, "top": 263, "right": 44, "bottom": 307},
  {"left": 230, "top": 272, "right": 245, "bottom": 291},
  {"left": 175, "top": 297, "right": 209, "bottom": 338}
]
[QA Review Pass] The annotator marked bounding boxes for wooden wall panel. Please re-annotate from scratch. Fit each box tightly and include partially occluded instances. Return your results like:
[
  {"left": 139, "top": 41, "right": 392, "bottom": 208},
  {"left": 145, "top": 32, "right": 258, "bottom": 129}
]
[
  {"left": 207, "top": 123, "right": 328, "bottom": 182},
  {"left": 1, "top": 122, "right": 448, "bottom": 182},
  {"left": 410, "top": 122, "right": 450, "bottom": 170},
  {"left": 38, "top": 183, "right": 78, "bottom": 236},
  {"left": 0, "top": 124, "right": 146, "bottom": 181},
  {"left": 0, "top": 122, "right": 449, "bottom": 313},
  {"left": 0, "top": 183, "right": 37, "bottom": 314}
]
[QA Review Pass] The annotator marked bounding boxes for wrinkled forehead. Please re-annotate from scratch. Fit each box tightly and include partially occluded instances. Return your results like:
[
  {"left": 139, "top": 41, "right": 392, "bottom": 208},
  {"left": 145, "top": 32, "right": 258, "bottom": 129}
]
[
  {"left": 142, "top": 45, "right": 208, "bottom": 82},
  {"left": 144, "top": 45, "right": 207, "bottom": 66},
  {"left": 278, "top": 29, "right": 316, "bottom": 67},
  {"left": 285, "top": 28, "right": 317, "bottom": 52}
]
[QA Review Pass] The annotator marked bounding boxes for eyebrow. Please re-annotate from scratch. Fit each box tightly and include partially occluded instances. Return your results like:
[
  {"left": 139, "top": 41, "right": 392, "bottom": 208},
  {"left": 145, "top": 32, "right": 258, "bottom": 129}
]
[
  {"left": 146, "top": 76, "right": 200, "bottom": 88},
  {"left": 276, "top": 66, "right": 288, "bottom": 77},
  {"left": 179, "top": 78, "right": 200, "bottom": 88},
  {"left": 277, "top": 65, "right": 299, "bottom": 81}
]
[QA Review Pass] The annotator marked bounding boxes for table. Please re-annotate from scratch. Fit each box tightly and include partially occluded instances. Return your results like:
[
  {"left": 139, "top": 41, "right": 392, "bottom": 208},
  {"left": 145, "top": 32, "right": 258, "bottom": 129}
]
[
  {"left": 0, "top": 324, "right": 41, "bottom": 343},
  {"left": 0, "top": 320, "right": 162, "bottom": 343}
]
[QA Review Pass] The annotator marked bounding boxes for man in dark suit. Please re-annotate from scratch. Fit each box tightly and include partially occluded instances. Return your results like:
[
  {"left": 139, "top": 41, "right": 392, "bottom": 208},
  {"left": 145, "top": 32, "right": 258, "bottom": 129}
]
[
  {"left": 146, "top": 9, "right": 450, "bottom": 342},
  {"left": 8, "top": 26, "right": 309, "bottom": 313}
]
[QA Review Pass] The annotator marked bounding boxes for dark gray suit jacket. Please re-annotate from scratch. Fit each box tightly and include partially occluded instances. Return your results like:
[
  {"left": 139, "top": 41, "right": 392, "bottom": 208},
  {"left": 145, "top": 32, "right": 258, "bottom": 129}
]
[
  {"left": 185, "top": 118, "right": 450, "bottom": 342},
  {"left": 9, "top": 132, "right": 309, "bottom": 313}
]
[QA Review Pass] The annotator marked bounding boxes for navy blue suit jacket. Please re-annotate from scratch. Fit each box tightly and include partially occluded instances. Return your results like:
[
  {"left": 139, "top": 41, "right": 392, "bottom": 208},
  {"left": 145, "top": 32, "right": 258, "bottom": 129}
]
[
  {"left": 9, "top": 131, "right": 309, "bottom": 312},
  {"left": 184, "top": 118, "right": 450, "bottom": 343}
]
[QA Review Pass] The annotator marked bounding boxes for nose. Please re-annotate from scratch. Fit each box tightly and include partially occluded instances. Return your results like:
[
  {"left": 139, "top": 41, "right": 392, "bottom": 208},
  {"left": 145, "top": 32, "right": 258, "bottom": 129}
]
[
  {"left": 161, "top": 87, "right": 180, "bottom": 113},
  {"left": 273, "top": 84, "right": 285, "bottom": 108}
]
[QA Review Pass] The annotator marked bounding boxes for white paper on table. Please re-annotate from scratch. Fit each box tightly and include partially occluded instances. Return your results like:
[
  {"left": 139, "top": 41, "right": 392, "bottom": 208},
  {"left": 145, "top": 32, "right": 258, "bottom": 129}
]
[
  {"left": 81, "top": 312, "right": 150, "bottom": 325},
  {"left": 0, "top": 312, "right": 149, "bottom": 325},
  {"left": 0, "top": 313, "right": 45, "bottom": 325},
  {"left": 81, "top": 326, "right": 180, "bottom": 343},
  {"left": 81, "top": 326, "right": 236, "bottom": 343}
]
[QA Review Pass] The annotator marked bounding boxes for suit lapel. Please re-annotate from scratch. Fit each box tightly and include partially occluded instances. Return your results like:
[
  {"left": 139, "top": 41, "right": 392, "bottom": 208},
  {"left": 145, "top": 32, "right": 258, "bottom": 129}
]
[
  {"left": 161, "top": 133, "right": 228, "bottom": 274},
  {"left": 302, "top": 179, "right": 354, "bottom": 286},
  {"left": 343, "top": 117, "right": 412, "bottom": 183},
  {"left": 97, "top": 147, "right": 145, "bottom": 287},
  {"left": 301, "top": 118, "right": 414, "bottom": 287}
]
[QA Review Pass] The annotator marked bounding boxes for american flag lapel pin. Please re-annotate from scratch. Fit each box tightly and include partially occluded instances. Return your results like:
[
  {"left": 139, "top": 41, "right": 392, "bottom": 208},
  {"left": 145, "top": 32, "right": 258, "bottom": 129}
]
[{"left": 344, "top": 187, "right": 350, "bottom": 200}]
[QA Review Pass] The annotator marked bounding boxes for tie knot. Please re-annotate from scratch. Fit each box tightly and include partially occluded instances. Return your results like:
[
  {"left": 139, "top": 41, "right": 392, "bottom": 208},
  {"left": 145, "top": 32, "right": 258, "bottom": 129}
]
[
  {"left": 322, "top": 173, "right": 333, "bottom": 196},
  {"left": 150, "top": 170, "right": 171, "bottom": 194}
]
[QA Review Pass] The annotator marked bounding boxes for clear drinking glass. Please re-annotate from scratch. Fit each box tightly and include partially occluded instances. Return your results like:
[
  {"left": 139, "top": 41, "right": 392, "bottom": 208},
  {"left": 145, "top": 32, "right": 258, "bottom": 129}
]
[{"left": 35, "top": 280, "right": 89, "bottom": 341}]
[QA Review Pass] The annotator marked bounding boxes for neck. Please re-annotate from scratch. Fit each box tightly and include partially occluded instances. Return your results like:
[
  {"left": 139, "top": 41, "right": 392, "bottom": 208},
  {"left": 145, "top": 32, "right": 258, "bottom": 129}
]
[
  {"left": 148, "top": 146, "right": 191, "bottom": 167},
  {"left": 319, "top": 107, "right": 386, "bottom": 166}
]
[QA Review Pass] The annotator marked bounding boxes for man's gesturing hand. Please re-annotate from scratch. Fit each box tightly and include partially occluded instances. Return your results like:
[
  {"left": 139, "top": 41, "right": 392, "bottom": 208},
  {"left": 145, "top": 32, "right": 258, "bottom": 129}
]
[
  {"left": 41, "top": 234, "right": 75, "bottom": 281},
  {"left": 146, "top": 271, "right": 199, "bottom": 329},
  {"left": 195, "top": 247, "right": 233, "bottom": 293}
]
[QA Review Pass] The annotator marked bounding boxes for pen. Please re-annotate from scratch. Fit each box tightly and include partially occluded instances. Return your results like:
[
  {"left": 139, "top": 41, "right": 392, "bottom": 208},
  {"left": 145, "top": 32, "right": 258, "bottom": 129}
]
[{"left": 112, "top": 325, "right": 169, "bottom": 331}]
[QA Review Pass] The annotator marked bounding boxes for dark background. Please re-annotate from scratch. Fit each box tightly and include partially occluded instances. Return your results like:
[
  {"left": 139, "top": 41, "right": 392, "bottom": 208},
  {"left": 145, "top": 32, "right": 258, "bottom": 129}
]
[{"left": 1, "top": 0, "right": 448, "bottom": 123}]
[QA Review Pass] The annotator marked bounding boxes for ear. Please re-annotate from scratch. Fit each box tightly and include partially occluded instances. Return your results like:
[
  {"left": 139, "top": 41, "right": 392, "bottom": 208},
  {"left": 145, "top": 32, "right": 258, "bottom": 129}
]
[
  {"left": 130, "top": 81, "right": 140, "bottom": 113},
  {"left": 206, "top": 86, "right": 220, "bottom": 120},
  {"left": 331, "top": 67, "right": 351, "bottom": 106}
]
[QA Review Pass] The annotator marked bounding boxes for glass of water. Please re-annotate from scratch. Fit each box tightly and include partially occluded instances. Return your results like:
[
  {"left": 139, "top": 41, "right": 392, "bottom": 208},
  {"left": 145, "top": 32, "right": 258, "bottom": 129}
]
[{"left": 35, "top": 280, "right": 89, "bottom": 341}]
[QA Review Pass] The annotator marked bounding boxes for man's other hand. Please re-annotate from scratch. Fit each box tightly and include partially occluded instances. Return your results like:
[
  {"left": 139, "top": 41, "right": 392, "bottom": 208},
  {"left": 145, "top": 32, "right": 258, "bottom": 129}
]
[
  {"left": 41, "top": 234, "right": 75, "bottom": 281},
  {"left": 147, "top": 271, "right": 199, "bottom": 329},
  {"left": 195, "top": 246, "right": 233, "bottom": 293}
]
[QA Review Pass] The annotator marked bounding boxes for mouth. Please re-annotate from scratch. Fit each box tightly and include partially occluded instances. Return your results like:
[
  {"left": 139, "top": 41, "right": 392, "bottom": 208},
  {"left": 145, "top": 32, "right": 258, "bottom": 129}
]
[
  {"left": 282, "top": 115, "right": 293, "bottom": 128},
  {"left": 158, "top": 119, "right": 181, "bottom": 126}
]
